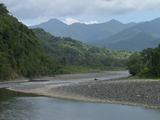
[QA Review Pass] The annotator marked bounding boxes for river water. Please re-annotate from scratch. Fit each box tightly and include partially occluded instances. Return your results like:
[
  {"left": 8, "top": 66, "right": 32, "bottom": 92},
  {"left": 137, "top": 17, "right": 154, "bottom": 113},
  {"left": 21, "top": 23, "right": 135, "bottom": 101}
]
[{"left": 0, "top": 71, "right": 160, "bottom": 120}]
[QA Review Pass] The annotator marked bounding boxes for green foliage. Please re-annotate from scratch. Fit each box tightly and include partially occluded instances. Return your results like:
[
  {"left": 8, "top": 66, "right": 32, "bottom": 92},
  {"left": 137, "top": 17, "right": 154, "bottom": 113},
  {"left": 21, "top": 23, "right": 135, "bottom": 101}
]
[
  {"left": 150, "top": 46, "right": 160, "bottom": 77},
  {"left": 0, "top": 4, "right": 56, "bottom": 80},
  {"left": 128, "top": 45, "right": 160, "bottom": 78},
  {"left": 127, "top": 53, "right": 143, "bottom": 76},
  {"left": 0, "top": 4, "right": 9, "bottom": 15},
  {"left": 32, "top": 28, "right": 134, "bottom": 73}
]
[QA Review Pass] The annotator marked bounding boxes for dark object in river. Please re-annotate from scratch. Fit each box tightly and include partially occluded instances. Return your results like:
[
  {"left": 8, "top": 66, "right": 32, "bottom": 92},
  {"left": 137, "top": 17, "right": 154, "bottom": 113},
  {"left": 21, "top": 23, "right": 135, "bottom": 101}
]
[{"left": 94, "top": 78, "right": 99, "bottom": 81}]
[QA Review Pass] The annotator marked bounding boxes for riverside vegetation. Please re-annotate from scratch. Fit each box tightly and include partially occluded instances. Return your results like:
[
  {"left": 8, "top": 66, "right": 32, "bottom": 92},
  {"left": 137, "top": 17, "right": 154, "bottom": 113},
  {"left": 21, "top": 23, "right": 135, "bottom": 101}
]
[
  {"left": 127, "top": 45, "right": 160, "bottom": 78},
  {"left": 0, "top": 4, "right": 133, "bottom": 80}
]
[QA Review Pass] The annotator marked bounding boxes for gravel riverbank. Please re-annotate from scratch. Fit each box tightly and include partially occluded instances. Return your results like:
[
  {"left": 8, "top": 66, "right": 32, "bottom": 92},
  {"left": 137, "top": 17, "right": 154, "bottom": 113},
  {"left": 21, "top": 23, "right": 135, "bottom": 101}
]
[{"left": 9, "top": 78, "right": 160, "bottom": 109}]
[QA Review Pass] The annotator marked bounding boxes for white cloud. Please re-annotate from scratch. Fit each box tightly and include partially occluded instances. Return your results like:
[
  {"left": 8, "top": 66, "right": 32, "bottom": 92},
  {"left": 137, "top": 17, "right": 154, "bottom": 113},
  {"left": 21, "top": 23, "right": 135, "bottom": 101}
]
[
  {"left": 1, "top": 0, "right": 160, "bottom": 20},
  {"left": 63, "top": 18, "right": 79, "bottom": 25},
  {"left": 84, "top": 21, "right": 98, "bottom": 25},
  {"left": 63, "top": 17, "right": 98, "bottom": 25},
  {"left": 1, "top": 0, "right": 160, "bottom": 26}
]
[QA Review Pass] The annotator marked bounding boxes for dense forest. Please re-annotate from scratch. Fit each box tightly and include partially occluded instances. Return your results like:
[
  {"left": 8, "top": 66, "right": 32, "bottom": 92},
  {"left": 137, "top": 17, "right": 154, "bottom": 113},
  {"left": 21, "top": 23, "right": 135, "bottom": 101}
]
[
  {"left": 0, "top": 4, "right": 134, "bottom": 80},
  {"left": 128, "top": 44, "right": 160, "bottom": 78},
  {"left": 33, "top": 28, "right": 134, "bottom": 73},
  {"left": 0, "top": 4, "right": 56, "bottom": 79}
]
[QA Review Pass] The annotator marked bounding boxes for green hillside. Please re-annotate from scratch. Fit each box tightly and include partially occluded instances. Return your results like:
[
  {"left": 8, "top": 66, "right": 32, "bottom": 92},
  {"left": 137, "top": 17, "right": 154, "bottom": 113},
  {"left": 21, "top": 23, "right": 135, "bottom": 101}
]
[
  {"left": 0, "top": 4, "right": 56, "bottom": 79},
  {"left": 33, "top": 28, "right": 134, "bottom": 73}
]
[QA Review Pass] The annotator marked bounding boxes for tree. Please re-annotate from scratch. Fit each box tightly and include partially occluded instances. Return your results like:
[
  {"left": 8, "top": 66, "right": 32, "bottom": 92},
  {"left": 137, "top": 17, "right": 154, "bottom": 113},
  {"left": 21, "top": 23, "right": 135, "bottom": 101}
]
[
  {"left": 150, "top": 46, "right": 160, "bottom": 77},
  {"left": 128, "top": 44, "right": 160, "bottom": 78},
  {"left": 0, "top": 4, "right": 9, "bottom": 15},
  {"left": 127, "top": 53, "right": 143, "bottom": 76}
]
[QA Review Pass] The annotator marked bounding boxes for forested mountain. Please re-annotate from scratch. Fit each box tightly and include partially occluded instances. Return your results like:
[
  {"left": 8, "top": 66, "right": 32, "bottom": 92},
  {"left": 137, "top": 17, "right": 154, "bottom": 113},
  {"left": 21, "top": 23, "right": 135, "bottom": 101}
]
[
  {"left": 0, "top": 4, "right": 56, "bottom": 79},
  {"left": 32, "top": 28, "right": 134, "bottom": 73},
  {"left": 30, "top": 19, "right": 135, "bottom": 43},
  {"left": 95, "top": 18, "right": 160, "bottom": 50},
  {"left": 33, "top": 28, "right": 133, "bottom": 59}
]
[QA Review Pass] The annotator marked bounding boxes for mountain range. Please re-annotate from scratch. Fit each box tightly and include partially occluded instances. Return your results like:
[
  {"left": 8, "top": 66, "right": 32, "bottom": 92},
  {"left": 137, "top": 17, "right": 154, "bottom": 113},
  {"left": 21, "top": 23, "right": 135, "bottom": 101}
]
[
  {"left": 30, "top": 18, "right": 135, "bottom": 42},
  {"left": 30, "top": 18, "right": 160, "bottom": 51}
]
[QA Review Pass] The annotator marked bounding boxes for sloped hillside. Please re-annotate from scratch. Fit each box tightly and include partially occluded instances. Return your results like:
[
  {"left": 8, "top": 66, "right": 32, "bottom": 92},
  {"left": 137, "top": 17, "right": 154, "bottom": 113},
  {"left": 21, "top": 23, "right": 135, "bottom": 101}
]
[
  {"left": 33, "top": 28, "right": 133, "bottom": 59},
  {"left": 0, "top": 4, "right": 56, "bottom": 79},
  {"left": 33, "top": 28, "right": 134, "bottom": 73}
]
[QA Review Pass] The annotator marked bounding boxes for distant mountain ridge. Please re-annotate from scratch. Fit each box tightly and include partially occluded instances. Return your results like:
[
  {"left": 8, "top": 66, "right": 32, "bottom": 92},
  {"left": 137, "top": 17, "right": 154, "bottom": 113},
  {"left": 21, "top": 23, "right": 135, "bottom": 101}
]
[
  {"left": 95, "top": 18, "right": 160, "bottom": 50},
  {"left": 30, "top": 17, "right": 160, "bottom": 51},
  {"left": 30, "top": 18, "right": 136, "bottom": 43}
]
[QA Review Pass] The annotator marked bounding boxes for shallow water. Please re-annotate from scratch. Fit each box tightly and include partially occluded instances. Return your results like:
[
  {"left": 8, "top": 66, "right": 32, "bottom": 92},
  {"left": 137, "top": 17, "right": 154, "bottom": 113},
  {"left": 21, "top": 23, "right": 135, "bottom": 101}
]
[
  {"left": 0, "top": 71, "right": 160, "bottom": 120},
  {"left": 0, "top": 89, "right": 160, "bottom": 120}
]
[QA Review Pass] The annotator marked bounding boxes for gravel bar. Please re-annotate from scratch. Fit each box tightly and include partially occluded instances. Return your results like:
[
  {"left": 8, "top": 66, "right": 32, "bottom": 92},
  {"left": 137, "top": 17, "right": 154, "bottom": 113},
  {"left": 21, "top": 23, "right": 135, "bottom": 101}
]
[{"left": 9, "top": 78, "right": 160, "bottom": 109}]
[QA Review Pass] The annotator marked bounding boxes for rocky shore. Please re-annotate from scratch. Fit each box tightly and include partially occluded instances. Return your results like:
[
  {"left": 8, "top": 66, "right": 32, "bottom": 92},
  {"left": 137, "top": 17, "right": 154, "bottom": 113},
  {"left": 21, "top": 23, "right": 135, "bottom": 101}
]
[{"left": 9, "top": 78, "right": 160, "bottom": 109}]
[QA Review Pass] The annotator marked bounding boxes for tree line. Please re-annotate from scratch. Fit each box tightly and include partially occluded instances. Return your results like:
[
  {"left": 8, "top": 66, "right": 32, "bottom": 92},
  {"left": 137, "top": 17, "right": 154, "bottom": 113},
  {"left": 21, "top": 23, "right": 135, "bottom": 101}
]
[{"left": 128, "top": 44, "right": 160, "bottom": 78}]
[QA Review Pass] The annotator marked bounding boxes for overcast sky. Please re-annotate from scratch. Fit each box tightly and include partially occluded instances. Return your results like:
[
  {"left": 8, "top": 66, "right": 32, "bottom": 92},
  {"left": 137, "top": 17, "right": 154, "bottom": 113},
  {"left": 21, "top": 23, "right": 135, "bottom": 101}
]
[{"left": 1, "top": 0, "right": 160, "bottom": 26}]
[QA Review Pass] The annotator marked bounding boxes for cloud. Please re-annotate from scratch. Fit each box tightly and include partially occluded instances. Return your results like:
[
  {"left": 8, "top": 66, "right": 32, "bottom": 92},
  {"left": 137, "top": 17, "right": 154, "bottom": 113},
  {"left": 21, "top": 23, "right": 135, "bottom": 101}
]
[
  {"left": 84, "top": 20, "right": 98, "bottom": 25},
  {"left": 1, "top": 0, "right": 160, "bottom": 20},
  {"left": 63, "top": 17, "right": 98, "bottom": 25},
  {"left": 63, "top": 18, "right": 79, "bottom": 25}
]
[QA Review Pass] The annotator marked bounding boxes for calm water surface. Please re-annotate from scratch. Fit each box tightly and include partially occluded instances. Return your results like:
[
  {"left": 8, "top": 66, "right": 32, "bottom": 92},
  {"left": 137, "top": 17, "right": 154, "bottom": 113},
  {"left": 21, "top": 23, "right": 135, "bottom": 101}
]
[{"left": 0, "top": 71, "right": 160, "bottom": 120}]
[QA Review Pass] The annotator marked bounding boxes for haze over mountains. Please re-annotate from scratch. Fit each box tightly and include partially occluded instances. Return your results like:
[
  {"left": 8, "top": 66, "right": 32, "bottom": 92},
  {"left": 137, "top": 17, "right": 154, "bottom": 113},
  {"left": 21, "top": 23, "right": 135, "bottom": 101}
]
[
  {"left": 30, "top": 19, "right": 135, "bottom": 42},
  {"left": 30, "top": 18, "right": 160, "bottom": 51}
]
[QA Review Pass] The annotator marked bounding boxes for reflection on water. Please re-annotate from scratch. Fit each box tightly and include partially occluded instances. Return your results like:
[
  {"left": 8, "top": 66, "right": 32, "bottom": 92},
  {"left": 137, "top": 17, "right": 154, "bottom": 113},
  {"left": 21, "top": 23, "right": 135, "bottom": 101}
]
[
  {"left": 0, "top": 89, "right": 160, "bottom": 120},
  {"left": 0, "top": 88, "right": 37, "bottom": 101}
]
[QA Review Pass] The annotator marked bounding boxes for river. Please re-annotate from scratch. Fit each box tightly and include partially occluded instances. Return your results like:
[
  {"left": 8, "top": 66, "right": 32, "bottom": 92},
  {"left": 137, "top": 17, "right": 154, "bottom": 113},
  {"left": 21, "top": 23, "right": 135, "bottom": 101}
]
[{"left": 0, "top": 71, "right": 160, "bottom": 120}]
